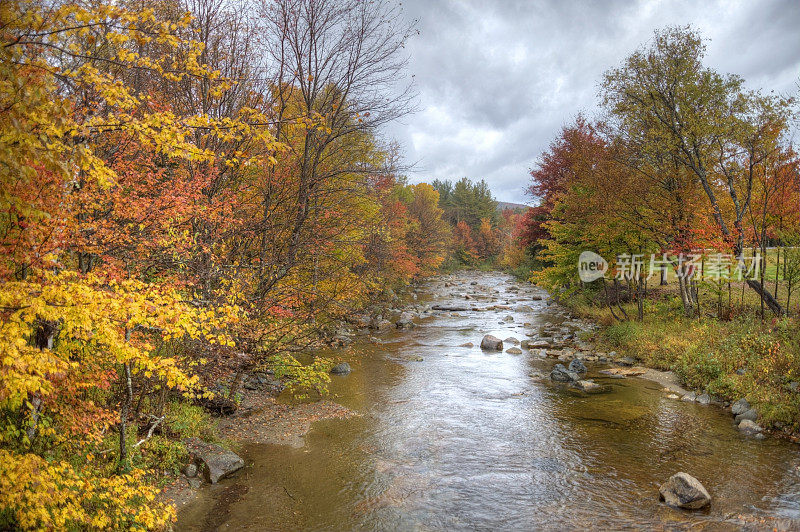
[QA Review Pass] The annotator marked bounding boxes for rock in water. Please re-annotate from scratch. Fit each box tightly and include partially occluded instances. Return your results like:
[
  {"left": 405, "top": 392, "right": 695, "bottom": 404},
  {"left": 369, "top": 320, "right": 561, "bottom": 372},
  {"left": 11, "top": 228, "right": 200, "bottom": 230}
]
[
  {"left": 738, "top": 419, "right": 763, "bottom": 435},
  {"left": 573, "top": 380, "right": 602, "bottom": 392},
  {"left": 731, "top": 398, "right": 750, "bottom": 416},
  {"left": 330, "top": 362, "right": 351, "bottom": 375},
  {"left": 735, "top": 408, "right": 758, "bottom": 424},
  {"left": 568, "top": 358, "right": 587, "bottom": 374},
  {"left": 659, "top": 472, "right": 711, "bottom": 509},
  {"left": 506, "top": 347, "right": 523, "bottom": 354},
  {"left": 184, "top": 437, "right": 244, "bottom": 484},
  {"left": 480, "top": 335, "right": 504, "bottom": 351},
  {"left": 395, "top": 312, "right": 415, "bottom": 329},
  {"left": 550, "top": 364, "right": 579, "bottom": 382}
]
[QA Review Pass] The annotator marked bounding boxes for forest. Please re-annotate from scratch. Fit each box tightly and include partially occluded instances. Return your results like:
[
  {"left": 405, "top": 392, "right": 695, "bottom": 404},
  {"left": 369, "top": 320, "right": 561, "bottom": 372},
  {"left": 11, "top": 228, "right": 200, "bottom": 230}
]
[{"left": 2, "top": 0, "right": 800, "bottom": 528}]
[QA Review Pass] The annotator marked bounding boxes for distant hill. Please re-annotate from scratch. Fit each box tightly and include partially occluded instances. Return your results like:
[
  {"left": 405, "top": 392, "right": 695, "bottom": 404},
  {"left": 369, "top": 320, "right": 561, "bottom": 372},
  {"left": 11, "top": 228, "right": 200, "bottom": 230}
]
[{"left": 496, "top": 201, "right": 529, "bottom": 211}]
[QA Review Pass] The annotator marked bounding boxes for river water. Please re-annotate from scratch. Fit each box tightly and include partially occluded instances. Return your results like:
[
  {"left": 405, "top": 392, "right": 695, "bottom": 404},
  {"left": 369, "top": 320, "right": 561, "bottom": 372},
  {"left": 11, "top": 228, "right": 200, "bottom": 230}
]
[{"left": 178, "top": 271, "right": 800, "bottom": 531}]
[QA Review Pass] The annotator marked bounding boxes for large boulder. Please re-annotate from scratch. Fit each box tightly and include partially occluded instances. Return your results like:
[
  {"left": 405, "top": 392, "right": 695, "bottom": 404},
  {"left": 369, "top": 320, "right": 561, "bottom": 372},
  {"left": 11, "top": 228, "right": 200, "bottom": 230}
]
[
  {"left": 659, "top": 472, "right": 711, "bottom": 510},
  {"left": 568, "top": 358, "right": 587, "bottom": 374},
  {"left": 550, "top": 364, "right": 579, "bottom": 382},
  {"left": 184, "top": 437, "right": 244, "bottom": 484},
  {"left": 480, "top": 335, "right": 504, "bottom": 351}
]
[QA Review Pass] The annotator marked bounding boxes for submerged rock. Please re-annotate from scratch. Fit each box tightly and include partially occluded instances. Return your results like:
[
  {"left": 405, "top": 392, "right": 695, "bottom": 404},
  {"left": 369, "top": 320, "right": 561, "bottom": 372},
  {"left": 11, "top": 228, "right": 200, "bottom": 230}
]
[
  {"left": 659, "top": 472, "right": 711, "bottom": 509},
  {"left": 330, "top": 362, "right": 352, "bottom": 375},
  {"left": 480, "top": 334, "right": 504, "bottom": 351},
  {"left": 506, "top": 347, "right": 523, "bottom": 355},
  {"left": 184, "top": 437, "right": 244, "bottom": 484},
  {"left": 459, "top": 342, "right": 474, "bottom": 348}
]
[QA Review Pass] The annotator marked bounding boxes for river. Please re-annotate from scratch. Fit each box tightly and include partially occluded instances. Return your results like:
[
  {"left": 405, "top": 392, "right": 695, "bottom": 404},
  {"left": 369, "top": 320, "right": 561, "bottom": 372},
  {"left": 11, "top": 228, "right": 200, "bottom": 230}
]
[{"left": 178, "top": 271, "right": 800, "bottom": 530}]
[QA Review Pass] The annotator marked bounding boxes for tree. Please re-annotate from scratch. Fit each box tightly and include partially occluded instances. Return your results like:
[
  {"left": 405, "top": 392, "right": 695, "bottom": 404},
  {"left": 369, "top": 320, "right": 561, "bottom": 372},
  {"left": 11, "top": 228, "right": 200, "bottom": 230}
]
[{"left": 601, "top": 26, "right": 795, "bottom": 315}]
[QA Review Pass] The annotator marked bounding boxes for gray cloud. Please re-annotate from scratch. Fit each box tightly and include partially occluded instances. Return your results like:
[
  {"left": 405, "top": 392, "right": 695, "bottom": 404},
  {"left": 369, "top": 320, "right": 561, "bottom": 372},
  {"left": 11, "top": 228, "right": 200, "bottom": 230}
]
[{"left": 384, "top": 0, "right": 800, "bottom": 203}]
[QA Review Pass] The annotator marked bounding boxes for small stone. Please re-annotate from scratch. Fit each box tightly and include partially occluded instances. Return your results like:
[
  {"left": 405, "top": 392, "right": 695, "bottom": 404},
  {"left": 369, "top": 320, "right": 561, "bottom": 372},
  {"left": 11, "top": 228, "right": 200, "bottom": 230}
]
[
  {"left": 506, "top": 347, "right": 523, "bottom": 354},
  {"left": 738, "top": 419, "right": 763, "bottom": 435},
  {"left": 666, "top": 394, "right": 680, "bottom": 400},
  {"left": 789, "top": 382, "right": 800, "bottom": 393},
  {"left": 330, "top": 362, "right": 352, "bottom": 375},
  {"left": 735, "top": 408, "right": 758, "bottom": 424},
  {"left": 731, "top": 398, "right": 750, "bottom": 416},
  {"left": 459, "top": 342, "right": 474, "bottom": 348},
  {"left": 697, "top": 393, "right": 711, "bottom": 405},
  {"left": 618, "top": 356, "right": 637, "bottom": 366},
  {"left": 659, "top": 472, "right": 711, "bottom": 509},
  {"left": 504, "top": 337, "right": 520, "bottom": 345},
  {"left": 681, "top": 392, "right": 697, "bottom": 402},
  {"left": 187, "top": 477, "right": 202, "bottom": 489}
]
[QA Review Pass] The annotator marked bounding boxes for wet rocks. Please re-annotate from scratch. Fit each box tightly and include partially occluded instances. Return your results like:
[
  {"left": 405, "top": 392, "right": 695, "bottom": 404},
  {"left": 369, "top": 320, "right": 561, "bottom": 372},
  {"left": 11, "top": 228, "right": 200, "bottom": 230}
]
[
  {"left": 738, "top": 419, "right": 764, "bottom": 436},
  {"left": 681, "top": 392, "right": 697, "bottom": 402},
  {"left": 504, "top": 336, "right": 520, "bottom": 345},
  {"left": 731, "top": 398, "right": 750, "bottom": 416},
  {"left": 567, "top": 358, "right": 587, "bottom": 374},
  {"left": 395, "top": 311, "right": 416, "bottom": 329},
  {"left": 184, "top": 437, "right": 244, "bottom": 484},
  {"left": 330, "top": 362, "right": 352, "bottom": 375},
  {"left": 506, "top": 347, "right": 523, "bottom": 355},
  {"left": 696, "top": 393, "right": 711, "bottom": 405},
  {"left": 480, "top": 335, "right": 504, "bottom": 351},
  {"left": 459, "top": 342, "right": 474, "bottom": 348},
  {"left": 735, "top": 408, "right": 758, "bottom": 425},
  {"left": 550, "top": 363, "right": 579, "bottom": 382},
  {"left": 659, "top": 472, "right": 711, "bottom": 510},
  {"left": 617, "top": 356, "right": 637, "bottom": 366}
]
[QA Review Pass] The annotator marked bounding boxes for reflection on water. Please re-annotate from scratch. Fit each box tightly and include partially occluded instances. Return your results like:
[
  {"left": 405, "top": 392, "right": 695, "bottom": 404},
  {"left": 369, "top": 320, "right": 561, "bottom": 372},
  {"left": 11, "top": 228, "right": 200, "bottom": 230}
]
[{"left": 178, "top": 272, "right": 800, "bottom": 531}]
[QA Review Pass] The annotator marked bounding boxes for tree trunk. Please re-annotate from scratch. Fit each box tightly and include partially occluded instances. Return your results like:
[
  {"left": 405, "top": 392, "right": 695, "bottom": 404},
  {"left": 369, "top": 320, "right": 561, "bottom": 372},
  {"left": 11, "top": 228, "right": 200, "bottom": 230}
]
[{"left": 746, "top": 279, "right": 783, "bottom": 316}]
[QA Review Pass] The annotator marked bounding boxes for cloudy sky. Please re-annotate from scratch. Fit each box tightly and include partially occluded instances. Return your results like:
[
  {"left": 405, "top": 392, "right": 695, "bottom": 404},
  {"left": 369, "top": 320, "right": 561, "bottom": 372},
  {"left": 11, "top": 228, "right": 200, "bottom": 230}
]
[{"left": 385, "top": 0, "right": 800, "bottom": 203}]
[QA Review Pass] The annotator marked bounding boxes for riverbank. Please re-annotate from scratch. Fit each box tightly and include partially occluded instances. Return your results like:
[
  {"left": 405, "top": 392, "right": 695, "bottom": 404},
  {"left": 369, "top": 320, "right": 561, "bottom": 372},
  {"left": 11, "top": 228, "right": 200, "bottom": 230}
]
[{"left": 561, "top": 291, "right": 800, "bottom": 443}]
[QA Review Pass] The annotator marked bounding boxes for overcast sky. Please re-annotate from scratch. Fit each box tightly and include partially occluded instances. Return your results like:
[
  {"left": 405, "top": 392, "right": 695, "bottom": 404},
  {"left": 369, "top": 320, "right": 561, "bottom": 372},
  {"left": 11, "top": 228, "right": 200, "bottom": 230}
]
[{"left": 385, "top": 0, "right": 800, "bottom": 203}]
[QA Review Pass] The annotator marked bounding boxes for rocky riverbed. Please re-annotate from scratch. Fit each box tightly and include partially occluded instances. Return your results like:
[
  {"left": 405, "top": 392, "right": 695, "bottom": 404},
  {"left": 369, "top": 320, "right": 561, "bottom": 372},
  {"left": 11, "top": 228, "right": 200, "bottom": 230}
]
[{"left": 176, "top": 271, "right": 800, "bottom": 530}]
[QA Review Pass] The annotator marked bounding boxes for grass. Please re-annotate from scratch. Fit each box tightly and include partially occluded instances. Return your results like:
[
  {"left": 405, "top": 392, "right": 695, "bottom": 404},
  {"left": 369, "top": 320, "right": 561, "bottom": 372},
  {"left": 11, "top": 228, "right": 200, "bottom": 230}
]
[{"left": 567, "top": 285, "right": 800, "bottom": 432}]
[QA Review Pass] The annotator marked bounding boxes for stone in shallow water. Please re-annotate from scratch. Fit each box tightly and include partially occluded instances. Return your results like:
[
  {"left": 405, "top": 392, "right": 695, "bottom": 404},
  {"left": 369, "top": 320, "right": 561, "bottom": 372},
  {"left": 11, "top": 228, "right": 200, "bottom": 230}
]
[
  {"left": 735, "top": 408, "right": 758, "bottom": 424},
  {"left": 738, "top": 419, "right": 763, "bottom": 436},
  {"left": 568, "top": 358, "right": 587, "bottom": 374},
  {"left": 505, "top": 347, "right": 523, "bottom": 354},
  {"left": 480, "top": 334, "right": 503, "bottom": 351},
  {"left": 330, "top": 362, "right": 351, "bottom": 375},
  {"left": 659, "top": 472, "right": 711, "bottom": 509},
  {"left": 550, "top": 364, "right": 579, "bottom": 382}
]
